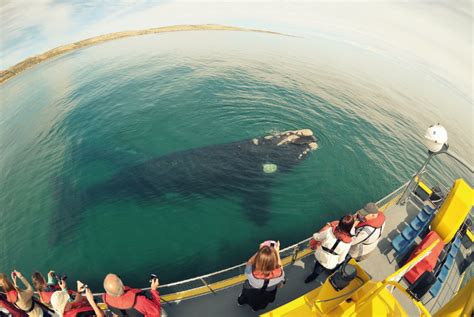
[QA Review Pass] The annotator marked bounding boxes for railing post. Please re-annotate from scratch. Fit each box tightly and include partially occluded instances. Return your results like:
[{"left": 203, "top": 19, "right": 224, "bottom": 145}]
[
  {"left": 397, "top": 151, "right": 434, "bottom": 205},
  {"left": 291, "top": 245, "right": 299, "bottom": 264},
  {"left": 200, "top": 278, "right": 216, "bottom": 294}
]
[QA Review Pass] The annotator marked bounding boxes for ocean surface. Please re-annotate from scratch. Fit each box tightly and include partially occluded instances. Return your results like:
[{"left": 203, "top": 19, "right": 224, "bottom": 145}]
[{"left": 0, "top": 31, "right": 472, "bottom": 289}]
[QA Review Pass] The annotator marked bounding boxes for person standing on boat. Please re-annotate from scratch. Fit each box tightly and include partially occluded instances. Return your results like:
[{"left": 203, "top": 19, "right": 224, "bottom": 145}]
[
  {"left": 304, "top": 215, "right": 355, "bottom": 283},
  {"left": 237, "top": 240, "right": 285, "bottom": 311},
  {"left": 349, "top": 202, "right": 386, "bottom": 262},
  {"left": 102, "top": 273, "right": 167, "bottom": 317}
]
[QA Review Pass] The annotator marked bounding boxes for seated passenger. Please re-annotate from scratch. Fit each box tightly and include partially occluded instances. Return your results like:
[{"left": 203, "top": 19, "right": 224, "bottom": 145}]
[
  {"left": 0, "top": 271, "right": 51, "bottom": 317},
  {"left": 349, "top": 202, "right": 386, "bottom": 261},
  {"left": 237, "top": 241, "right": 285, "bottom": 311},
  {"left": 32, "top": 271, "right": 67, "bottom": 307},
  {"left": 0, "top": 292, "right": 27, "bottom": 317},
  {"left": 102, "top": 273, "right": 166, "bottom": 317},
  {"left": 305, "top": 215, "right": 355, "bottom": 283},
  {"left": 50, "top": 280, "right": 104, "bottom": 317}
]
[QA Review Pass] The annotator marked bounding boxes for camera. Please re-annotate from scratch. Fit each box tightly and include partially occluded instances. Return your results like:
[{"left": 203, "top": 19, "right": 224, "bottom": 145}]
[
  {"left": 149, "top": 274, "right": 158, "bottom": 283},
  {"left": 54, "top": 273, "right": 67, "bottom": 282},
  {"left": 77, "top": 281, "right": 88, "bottom": 294},
  {"left": 261, "top": 240, "right": 277, "bottom": 248},
  {"left": 80, "top": 284, "right": 88, "bottom": 294}
]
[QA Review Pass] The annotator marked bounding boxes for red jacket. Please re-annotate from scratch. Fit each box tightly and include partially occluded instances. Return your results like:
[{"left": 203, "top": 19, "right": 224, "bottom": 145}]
[
  {"left": 103, "top": 286, "right": 161, "bottom": 317},
  {"left": 0, "top": 293, "right": 27, "bottom": 317}
]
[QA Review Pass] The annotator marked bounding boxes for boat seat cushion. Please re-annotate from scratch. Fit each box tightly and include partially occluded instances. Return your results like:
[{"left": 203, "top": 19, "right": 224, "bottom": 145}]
[{"left": 404, "top": 231, "right": 445, "bottom": 284}]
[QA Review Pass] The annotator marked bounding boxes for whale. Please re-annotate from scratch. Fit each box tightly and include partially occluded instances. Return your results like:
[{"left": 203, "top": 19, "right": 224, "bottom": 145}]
[{"left": 50, "top": 129, "right": 318, "bottom": 244}]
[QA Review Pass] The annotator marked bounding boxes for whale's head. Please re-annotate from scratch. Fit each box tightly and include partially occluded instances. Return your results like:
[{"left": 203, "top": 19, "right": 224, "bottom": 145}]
[{"left": 255, "top": 129, "right": 318, "bottom": 173}]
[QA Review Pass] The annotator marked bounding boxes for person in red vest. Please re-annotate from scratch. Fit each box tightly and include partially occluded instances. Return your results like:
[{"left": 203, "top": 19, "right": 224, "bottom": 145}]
[
  {"left": 31, "top": 271, "right": 74, "bottom": 307},
  {"left": 305, "top": 215, "right": 355, "bottom": 283},
  {"left": 0, "top": 271, "right": 49, "bottom": 317},
  {"left": 50, "top": 279, "right": 104, "bottom": 317},
  {"left": 102, "top": 273, "right": 167, "bottom": 317},
  {"left": 0, "top": 292, "right": 27, "bottom": 317},
  {"left": 349, "top": 202, "right": 386, "bottom": 261}
]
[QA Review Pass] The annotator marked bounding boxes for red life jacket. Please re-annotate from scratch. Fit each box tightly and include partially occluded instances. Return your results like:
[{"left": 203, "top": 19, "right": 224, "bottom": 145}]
[
  {"left": 103, "top": 288, "right": 148, "bottom": 317},
  {"left": 0, "top": 293, "right": 27, "bottom": 317},
  {"left": 63, "top": 304, "right": 95, "bottom": 317},
  {"left": 5, "top": 290, "right": 18, "bottom": 304},
  {"left": 39, "top": 287, "right": 75, "bottom": 304},
  {"left": 356, "top": 212, "right": 385, "bottom": 229}
]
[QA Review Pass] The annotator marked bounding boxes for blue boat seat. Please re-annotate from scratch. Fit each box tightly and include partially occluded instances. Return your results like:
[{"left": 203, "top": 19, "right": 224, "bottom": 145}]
[
  {"left": 453, "top": 235, "right": 462, "bottom": 248},
  {"left": 417, "top": 210, "right": 431, "bottom": 222},
  {"left": 449, "top": 241, "right": 460, "bottom": 257},
  {"left": 393, "top": 206, "right": 437, "bottom": 256},
  {"left": 392, "top": 234, "right": 416, "bottom": 254},
  {"left": 437, "top": 266, "right": 449, "bottom": 282},
  {"left": 422, "top": 205, "right": 435, "bottom": 215},
  {"left": 443, "top": 254, "right": 454, "bottom": 269},
  {"left": 401, "top": 225, "right": 418, "bottom": 240},
  {"left": 429, "top": 279, "right": 442, "bottom": 297},
  {"left": 409, "top": 216, "right": 425, "bottom": 231}
]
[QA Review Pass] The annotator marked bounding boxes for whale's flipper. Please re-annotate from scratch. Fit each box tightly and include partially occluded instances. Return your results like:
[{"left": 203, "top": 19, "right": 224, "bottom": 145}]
[{"left": 241, "top": 189, "right": 271, "bottom": 226}]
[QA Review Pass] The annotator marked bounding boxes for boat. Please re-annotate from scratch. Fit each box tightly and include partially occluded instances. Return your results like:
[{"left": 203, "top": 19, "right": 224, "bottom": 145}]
[{"left": 91, "top": 124, "right": 474, "bottom": 316}]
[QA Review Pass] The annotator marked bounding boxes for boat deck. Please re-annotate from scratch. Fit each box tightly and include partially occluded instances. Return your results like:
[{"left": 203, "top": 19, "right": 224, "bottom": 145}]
[
  {"left": 158, "top": 191, "right": 471, "bottom": 317},
  {"left": 163, "top": 255, "right": 322, "bottom": 317}
]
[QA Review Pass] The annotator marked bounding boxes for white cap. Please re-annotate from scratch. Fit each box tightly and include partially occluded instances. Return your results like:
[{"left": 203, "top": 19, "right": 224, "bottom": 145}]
[
  {"left": 424, "top": 124, "right": 448, "bottom": 153},
  {"left": 50, "top": 291, "right": 69, "bottom": 316}
]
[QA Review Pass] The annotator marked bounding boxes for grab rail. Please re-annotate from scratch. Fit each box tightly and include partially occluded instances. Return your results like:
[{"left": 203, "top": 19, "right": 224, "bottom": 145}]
[{"left": 91, "top": 180, "right": 409, "bottom": 298}]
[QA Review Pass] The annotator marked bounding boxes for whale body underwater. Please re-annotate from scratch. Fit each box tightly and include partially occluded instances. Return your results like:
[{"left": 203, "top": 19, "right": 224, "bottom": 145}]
[{"left": 50, "top": 129, "right": 318, "bottom": 244}]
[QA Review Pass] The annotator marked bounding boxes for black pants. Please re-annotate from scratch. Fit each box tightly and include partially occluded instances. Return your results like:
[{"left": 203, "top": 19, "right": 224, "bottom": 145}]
[
  {"left": 305, "top": 261, "right": 336, "bottom": 283},
  {"left": 237, "top": 281, "right": 277, "bottom": 311}
]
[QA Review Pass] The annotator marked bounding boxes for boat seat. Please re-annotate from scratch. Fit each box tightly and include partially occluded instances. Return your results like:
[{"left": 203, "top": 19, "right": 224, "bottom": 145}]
[
  {"left": 392, "top": 233, "right": 416, "bottom": 254},
  {"left": 448, "top": 240, "right": 460, "bottom": 257},
  {"left": 437, "top": 266, "right": 449, "bottom": 282},
  {"left": 443, "top": 254, "right": 454, "bottom": 269},
  {"left": 409, "top": 216, "right": 427, "bottom": 231},
  {"left": 392, "top": 207, "right": 437, "bottom": 256},
  {"left": 423, "top": 205, "right": 436, "bottom": 215},
  {"left": 429, "top": 240, "right": 459, "bottom": 298},
  {"left": 402, "top": 226, "right": 419, "bottom": 240},
  {"left": 453, "top": 234, "right": 462, "bottom": 248},
  {"left": 417, "top": 210, "right": 431, "bottom": 222},
  {"left": 429, "top": 279, "right": 442, "bottom": 297}
]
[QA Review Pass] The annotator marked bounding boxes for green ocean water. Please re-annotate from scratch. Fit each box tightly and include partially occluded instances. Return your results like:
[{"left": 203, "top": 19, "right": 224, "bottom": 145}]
[{"left": 0, "top": 31, "right": 472, "bottom": 289}]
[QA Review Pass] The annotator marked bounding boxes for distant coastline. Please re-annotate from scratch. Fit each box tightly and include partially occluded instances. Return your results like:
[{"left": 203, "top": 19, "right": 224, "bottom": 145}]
[{"left": 0, "top": 24, "right": 290, "bottom": 85}]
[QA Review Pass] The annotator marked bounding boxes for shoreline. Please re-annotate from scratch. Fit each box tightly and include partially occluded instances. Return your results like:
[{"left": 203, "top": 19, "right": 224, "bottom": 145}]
[{"left": 0, "top": 24, "right": 290, "bottom": 85}]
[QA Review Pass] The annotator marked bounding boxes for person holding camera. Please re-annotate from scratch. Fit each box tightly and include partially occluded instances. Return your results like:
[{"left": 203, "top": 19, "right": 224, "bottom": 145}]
[
  {"left": 50, "top": 279, "right": 104, "bottom": 317},
  {"left": 102, "top": 273, "right": 167, "bottom": 317},
  {"left": 304, "top": 215, "right": 355, "bottom": 284},
  {"left": 0, "top": 271, "right": 49, "bottom": 317},
  {"left": 31, "top": 271, "right": 75, "bottom": 308},
  {"left": 237, "top": 240, "right": 285, "bottom": 311}
]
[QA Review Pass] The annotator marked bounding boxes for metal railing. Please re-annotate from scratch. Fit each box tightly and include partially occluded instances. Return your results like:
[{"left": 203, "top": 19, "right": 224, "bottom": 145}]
[{"left": 91, "top": 181, "right": 410, "bottom": 300}]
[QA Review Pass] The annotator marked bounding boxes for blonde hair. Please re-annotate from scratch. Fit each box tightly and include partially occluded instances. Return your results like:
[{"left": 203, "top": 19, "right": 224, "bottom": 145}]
[
  {"left": 0, "top": 273, "right": 15, "bottom": 292},
  {"left": 254, "top": 246, "right": 278, "bottom": 276}
]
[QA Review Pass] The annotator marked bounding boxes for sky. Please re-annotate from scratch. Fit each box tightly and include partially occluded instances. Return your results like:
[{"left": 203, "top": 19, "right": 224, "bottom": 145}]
[{"left": 0, "top": 0, "right": 472, "bottom": 102}]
